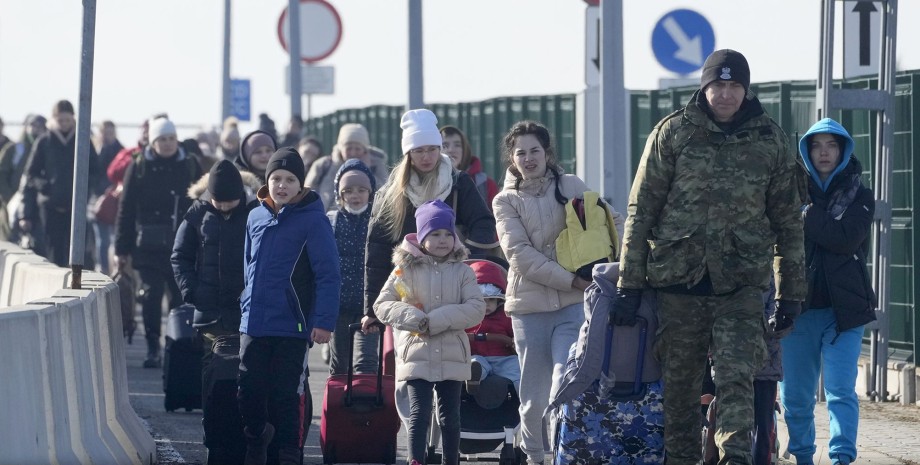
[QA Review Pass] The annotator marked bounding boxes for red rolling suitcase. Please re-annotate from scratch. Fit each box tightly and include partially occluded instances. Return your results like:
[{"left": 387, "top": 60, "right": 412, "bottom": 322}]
[{"left": 320, "top": 323, "right": 400, "bottom": 464}]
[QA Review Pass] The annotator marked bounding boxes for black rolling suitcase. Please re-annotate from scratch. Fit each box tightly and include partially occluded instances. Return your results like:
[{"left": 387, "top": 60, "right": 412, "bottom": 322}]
[
  {"left": 163, "top": 304, "right": 203, "bottom": 412},
  {"left": 202, "top": 334, "right": 246, "bottom": 464}
]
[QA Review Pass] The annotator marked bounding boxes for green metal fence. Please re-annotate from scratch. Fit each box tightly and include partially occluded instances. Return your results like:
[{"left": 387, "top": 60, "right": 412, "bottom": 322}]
[
  {"left": 304, "top": 94, "right": 578, "bottom": 185},
  {"left": 307, "top": 70, "right": 919, "bottom": 362}
]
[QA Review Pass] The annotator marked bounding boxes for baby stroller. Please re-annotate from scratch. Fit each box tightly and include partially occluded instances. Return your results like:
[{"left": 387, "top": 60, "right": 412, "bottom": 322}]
[{"left": 425, "top": 374, "right": 524, "bottom": 464}]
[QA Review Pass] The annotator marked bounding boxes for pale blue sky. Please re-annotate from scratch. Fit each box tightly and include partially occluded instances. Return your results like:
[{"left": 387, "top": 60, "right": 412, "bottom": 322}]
[{"left": 1, "top": 0, "right": 917, "bottom": 137}]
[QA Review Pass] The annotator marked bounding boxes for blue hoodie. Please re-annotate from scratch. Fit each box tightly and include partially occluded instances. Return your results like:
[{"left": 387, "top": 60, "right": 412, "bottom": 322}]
[{"left": 798, "top": 118, "right": 855, "bottom": 192}]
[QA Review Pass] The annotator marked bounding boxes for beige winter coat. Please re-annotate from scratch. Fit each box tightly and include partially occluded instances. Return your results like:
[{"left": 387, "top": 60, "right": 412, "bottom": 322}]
[
  {"left": 493, "top": 169, "right": 624, "bottom": 315},
  {"left": 374, "top": 235, "right": 485, "bottom": 382}
]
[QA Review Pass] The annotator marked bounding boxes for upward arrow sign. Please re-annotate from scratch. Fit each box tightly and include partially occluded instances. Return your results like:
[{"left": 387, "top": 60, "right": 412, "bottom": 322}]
[{"left": 853, "top": 2, "right": 877, "bottom": 66}]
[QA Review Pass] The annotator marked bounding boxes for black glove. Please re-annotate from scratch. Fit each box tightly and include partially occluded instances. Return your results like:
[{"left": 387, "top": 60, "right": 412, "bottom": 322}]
[
  {"left": 768, "top": 300, "right": 801, "bottom": 339},
  {"left": 611, "top": 287, "right": 642, "bottom": 326}
]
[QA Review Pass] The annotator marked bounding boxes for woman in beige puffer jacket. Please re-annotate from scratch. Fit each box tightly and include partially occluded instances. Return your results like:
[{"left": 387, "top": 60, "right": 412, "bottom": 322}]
[{"left": 493, "top": 121, "right": 623, "bottom": 465}]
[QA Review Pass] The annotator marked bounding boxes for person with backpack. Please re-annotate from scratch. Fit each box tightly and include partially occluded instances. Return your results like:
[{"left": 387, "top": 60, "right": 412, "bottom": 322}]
[
  {"left": 115, "top": 115, "right": 204, "bottom": 368},
  {"left": 440, "top": 125, "right": 498, "bottom": 209},
  {"left": 304, "top": 123, "right": 389, "bottom": 211}
]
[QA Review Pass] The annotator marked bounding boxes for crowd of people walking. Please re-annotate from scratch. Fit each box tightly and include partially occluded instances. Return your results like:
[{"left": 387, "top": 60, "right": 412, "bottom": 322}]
[{"left": 0, "top": 48, "right": 876, "bottom": 465}]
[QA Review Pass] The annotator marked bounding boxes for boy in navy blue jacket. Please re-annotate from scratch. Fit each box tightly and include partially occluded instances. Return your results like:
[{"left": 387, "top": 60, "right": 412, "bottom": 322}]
[{"left": 238, "top": 147, "right": 341, "bottom": 465}]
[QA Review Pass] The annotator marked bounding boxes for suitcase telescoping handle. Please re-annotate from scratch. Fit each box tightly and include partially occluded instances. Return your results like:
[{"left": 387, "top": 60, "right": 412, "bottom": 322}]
[
  {"left": 601, "top": 316, "right": 648, "bottom": 396},
  {"left": 345, "top": 322, "right": 386, "bottom": 408}
]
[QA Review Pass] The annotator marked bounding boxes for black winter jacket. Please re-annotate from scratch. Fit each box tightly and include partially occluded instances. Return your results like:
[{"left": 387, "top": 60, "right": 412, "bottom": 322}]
[
  {"left": 171, "top": 172, "right": 261, "bottom": 332},
  {"left": 803, "top": 157, "right": 877, "bottom": 332},
  {"left": 115, "top": 147, "right": 203, "bottom": 265},
  {"left": 22, "top": 130, "right": 99, "bottom": 220},
  {"left": 364, "top": 170, "right": 498, "bottom": 317}
]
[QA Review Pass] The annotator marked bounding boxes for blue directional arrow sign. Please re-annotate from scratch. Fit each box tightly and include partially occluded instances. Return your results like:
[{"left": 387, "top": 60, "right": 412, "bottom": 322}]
[{"left": 651, "top": 9, "right": 715, "bottom": 75}]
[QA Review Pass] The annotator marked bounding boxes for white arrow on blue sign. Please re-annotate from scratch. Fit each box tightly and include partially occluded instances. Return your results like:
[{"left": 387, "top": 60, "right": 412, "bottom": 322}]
[
  {"left": 651, "top": 9, "right": 715, "bottom": 75},
  {"left": 230, "top": 79, "right": 251, "bottom": 122}
]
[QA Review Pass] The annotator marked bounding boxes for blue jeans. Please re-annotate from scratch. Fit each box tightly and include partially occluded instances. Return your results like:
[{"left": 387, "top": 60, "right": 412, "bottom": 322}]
[
  {"left": 779, "top": 308, "right": 863, "bottom": 465},
  {"left": 471, "top": 354, "right": 521, "bottom": 394}
]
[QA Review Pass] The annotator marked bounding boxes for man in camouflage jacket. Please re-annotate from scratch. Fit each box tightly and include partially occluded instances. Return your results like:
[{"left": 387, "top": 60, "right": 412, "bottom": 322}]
[{"left": 612, "top": 49, "right": 806, "bottom": 465}]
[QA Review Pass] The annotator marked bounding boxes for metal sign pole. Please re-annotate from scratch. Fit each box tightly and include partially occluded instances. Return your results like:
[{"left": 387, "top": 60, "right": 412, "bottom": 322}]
[
  {"left": 289, "top": 0, "right": 303, "bottom": 117},
  {"left": 70, "top": 0, "right": 97, "bottom": 289},
  {"left": 407, "top": 0, "right": 424, "bottom": 110},
  {"left": 221, "top": 0, "right": 232, "bottom": 122},
  {"left": 599, "top": 0, "right": 628, "bottom": 215},
  {"left": 817, "top": 0, "right": 897, "bottom": 402}
]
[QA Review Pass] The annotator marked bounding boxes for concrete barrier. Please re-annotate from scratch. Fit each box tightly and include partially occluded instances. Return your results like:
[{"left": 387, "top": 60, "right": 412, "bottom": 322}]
[{"left": 0, "top": 242, "right": 156, "bottom": 465}]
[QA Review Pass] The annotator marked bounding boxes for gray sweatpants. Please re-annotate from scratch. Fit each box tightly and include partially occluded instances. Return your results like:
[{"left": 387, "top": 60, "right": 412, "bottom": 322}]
[{"left": 511, "top": 303, "right": 584, "bottom": 463}]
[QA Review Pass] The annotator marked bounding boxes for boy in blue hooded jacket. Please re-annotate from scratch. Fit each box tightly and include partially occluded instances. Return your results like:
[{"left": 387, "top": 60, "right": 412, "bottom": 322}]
[
  {"left": 238, "top": 147, "right": 341, "bottom": 465},
  {"left": 778, "top": 118, "right": 876, "bottom": 465}
]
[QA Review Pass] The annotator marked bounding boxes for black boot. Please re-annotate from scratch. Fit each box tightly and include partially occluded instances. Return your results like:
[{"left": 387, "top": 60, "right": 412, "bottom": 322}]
[
  {"left": 143, "top": 337, "right": 161, "bottom": 368},
  {"left": 244, "top": 423, "right": 275, "bottom": 465}
]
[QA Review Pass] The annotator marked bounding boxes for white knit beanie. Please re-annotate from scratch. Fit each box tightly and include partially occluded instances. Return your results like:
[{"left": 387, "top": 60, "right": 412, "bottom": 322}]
[
  {"left": 148, "top": 117, "right": 177, "bottom": 143},
  {"left": 337, "top": 123, "right": 370, "bottom": 149},
  {"left": 400, "top": 109, "right": 442, "bottom": 155}
]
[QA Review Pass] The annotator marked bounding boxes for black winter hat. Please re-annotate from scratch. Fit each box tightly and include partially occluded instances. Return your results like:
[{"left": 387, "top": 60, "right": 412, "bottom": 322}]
[
  {"left": 266, "top": 147, "right": 305, "bottom": 187},
  {"left": 208, "top": 159, "right": 244, "bottom": 201},
  {"left": 700, "top": 49, "right": 751, "bottom": 93}
]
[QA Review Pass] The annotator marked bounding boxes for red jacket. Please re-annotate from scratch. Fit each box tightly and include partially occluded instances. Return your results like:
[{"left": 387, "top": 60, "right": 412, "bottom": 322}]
[
  {"left": 465, "top": 259, "right": 513, "bottom": 356},
  {"left": 466, "top": 308, "right": 514, "bottom": 356}
]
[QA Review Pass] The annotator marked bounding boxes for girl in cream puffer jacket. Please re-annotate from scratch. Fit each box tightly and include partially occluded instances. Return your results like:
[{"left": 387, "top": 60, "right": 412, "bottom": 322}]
[{"left": 373, "top": 199, "right": 485, "bottom": 465}]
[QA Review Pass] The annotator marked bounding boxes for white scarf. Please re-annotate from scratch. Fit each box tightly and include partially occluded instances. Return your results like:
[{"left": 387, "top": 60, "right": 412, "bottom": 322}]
[{"left": 405, "top": 155, "right": 453, "bottom": 207}]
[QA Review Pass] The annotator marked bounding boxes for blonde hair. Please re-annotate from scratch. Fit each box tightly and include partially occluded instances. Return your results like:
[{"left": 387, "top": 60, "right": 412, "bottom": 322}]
[{"left": 372, "top": 153, "right": 445, "bottom": 242}]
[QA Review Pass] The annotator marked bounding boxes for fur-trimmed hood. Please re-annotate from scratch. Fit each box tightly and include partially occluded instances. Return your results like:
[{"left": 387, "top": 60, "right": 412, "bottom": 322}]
[
  {"left": 392, "top": 233, "right": 469, "bottom": 268},
  {"left": 187, "top": 170, "right": 263, "bottom": 203}
]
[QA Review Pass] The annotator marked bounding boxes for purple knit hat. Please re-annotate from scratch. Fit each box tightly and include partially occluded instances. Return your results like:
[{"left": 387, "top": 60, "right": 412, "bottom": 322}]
[{"left": 415, "top": 200, "right": 455, "bottom": 242}]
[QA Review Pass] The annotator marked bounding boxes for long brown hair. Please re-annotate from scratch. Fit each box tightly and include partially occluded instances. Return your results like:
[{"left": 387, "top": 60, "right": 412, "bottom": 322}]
[{"left": 500, "top": 120, "right": 567, "bottom": 205}]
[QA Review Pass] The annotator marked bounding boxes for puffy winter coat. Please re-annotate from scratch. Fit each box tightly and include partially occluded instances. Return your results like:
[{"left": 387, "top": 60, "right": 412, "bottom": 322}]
[
  {"left": 115, "top": 146, "right": 202, "bottom": 265},
  {"left": 374, "top": 235, "right": 485, "bottom": 382},
  {"left": 240, "top": 187, "right": 340, "bottom": 341},
  {"left": 493, "top": 169, "right": 623, "bottom": 315},
  {"left": 22, "top": 130, "right": 100, "bottom": 219},
  {"left": 799, "top": 118, "right": 876, "bottom": 332},
  {"left": 364, "top": 168, "right": 498, "bottom": 318},
  {"left": 171, "top": 171, "right": 261, "bottom": 332}
]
